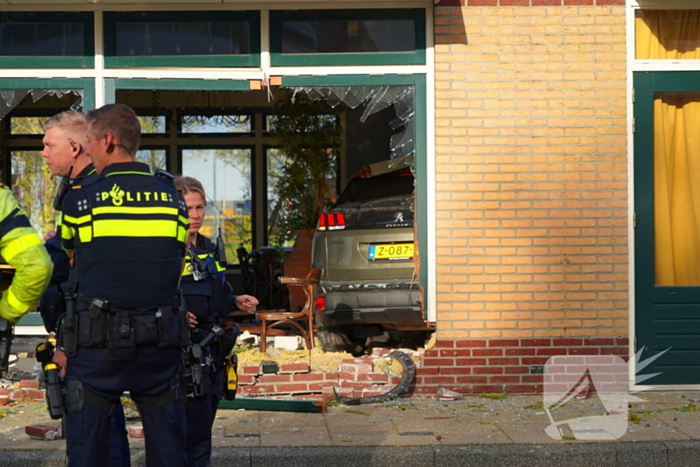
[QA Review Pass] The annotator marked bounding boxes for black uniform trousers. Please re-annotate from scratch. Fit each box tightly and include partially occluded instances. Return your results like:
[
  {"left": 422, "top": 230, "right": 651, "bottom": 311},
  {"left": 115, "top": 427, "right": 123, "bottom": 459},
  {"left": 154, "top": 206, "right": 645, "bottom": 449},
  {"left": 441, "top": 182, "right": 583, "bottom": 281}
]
[
  {"left": 185, "top": 344, "right": 223, "bottom": 467},
  {"left": 66, "top": 345, "right": 186, "bottom": 467}
]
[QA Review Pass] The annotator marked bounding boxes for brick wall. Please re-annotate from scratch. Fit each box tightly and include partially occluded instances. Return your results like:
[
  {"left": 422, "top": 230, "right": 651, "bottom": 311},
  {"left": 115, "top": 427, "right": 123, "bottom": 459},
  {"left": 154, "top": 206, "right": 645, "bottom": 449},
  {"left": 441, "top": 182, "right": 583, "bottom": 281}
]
[
  {"left": 433, "top": 5, "right": 628, "bottom": 349},
  {"left": 413, "top": 338, "right": 628, "bottom": 394},
  {"left": 237, "top": 352, "right": 415, "bottom": 399}
]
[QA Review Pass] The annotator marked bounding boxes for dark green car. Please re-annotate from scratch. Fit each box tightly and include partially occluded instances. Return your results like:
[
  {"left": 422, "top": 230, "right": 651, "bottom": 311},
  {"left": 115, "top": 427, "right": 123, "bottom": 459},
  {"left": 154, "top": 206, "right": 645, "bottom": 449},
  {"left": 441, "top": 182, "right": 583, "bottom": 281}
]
[{"left": 312, "top": 157, "right": 427, "bottom": 354}]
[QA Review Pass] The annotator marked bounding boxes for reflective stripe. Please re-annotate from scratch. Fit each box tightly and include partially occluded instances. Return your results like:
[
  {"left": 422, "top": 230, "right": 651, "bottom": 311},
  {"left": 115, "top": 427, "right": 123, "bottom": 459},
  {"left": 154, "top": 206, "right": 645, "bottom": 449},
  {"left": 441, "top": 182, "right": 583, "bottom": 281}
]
[
  {"left": 94, "top": 219, "right": 178, "bottom": 237},
  {"left": 106, "top": 171, "right": 150, "bottom": 176},
  {"left": 179, "top": 215, "right": 188, "bottom": 225},
  {"left": 5, "top": 287, "right": 28, "bottom": 314},
  {"left": 63, "top": 214, "right": 92, "bottom": 225},
  {"left": 94, "top": 206, "right": 178, "bottom": 216},
  {"left": 177, "top": 226, "right": 188, "bottom": 243},
  {"left": 78, "top": 226, "right": 93, "bottom": 243},
  {"left": 2, "top": 232, "right": 42, "bottom": 262}
]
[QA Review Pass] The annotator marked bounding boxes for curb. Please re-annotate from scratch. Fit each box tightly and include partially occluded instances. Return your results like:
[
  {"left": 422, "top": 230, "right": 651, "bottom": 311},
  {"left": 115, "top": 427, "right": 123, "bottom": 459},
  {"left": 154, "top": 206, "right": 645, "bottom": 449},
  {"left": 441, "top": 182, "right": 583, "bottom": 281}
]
[{"left": 1, "top": 442, "right": 699, "bottom": 467}]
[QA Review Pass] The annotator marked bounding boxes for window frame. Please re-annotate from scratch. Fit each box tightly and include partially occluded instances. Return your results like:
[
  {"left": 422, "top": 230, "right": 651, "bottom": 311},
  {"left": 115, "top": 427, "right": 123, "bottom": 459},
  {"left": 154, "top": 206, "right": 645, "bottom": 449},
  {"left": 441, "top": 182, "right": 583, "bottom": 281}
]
[
  {"left": 179, "top": 143, "right": 257, "bottom": 259},
  {"left": 0, "top": 12, "right": 94, "bottom": 68},
  {"left": 103, "top": 11, "right": 261, "bottom": 68},
  {"left": 269, "top": 9, "right": 426, "bottom": 67}
]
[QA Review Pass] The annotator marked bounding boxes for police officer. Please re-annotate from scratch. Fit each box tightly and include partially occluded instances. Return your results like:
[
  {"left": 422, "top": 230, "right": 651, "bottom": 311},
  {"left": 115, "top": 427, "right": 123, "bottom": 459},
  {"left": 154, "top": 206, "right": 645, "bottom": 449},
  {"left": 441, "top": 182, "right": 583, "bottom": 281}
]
[
  {"left": 39, "top": 110, "right": 97, "bottom": 332},
  {"left": 39, "top": 110, "right": 130, "bottom": 467},
  {"left": 175, "top": 176, "right": 257, "bottom": 467},
  {"left": 60, "top": 104, "right": 189, "bottom": 467},
  {"left": 0, "top": 187, "right": 52, "bottom": 326}
]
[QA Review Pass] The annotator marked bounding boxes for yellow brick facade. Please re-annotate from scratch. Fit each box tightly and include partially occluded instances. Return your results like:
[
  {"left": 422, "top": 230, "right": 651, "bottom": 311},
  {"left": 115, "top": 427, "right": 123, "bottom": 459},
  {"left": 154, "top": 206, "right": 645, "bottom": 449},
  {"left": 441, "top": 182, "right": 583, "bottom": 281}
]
[{"left": 433, "top": 6, "right": 628, "bottom": 340}]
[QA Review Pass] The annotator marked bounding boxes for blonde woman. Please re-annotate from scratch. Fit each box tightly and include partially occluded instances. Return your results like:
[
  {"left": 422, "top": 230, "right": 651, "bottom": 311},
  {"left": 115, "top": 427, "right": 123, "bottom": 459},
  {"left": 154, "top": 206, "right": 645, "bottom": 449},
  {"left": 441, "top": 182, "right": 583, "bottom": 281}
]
[{"left": 175, "top": 176, "right": 258, "bottom": 467}]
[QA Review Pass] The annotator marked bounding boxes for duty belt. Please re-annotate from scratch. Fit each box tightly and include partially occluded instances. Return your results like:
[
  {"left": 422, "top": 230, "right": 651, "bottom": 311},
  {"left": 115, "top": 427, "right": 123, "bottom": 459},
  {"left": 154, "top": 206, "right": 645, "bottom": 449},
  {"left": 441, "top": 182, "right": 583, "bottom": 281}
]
[{"left": 60, "top": 296, "right": 190, "bottom": 361}]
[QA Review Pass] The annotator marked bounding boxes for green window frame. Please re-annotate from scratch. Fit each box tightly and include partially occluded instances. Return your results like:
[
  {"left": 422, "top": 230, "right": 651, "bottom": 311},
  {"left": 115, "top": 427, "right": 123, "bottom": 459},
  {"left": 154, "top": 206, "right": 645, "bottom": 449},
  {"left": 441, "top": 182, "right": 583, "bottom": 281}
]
[
  {"left": 104, "top": 11, "right": 261, "bottom": 68},
  {"left": 0, "top": 12, "right": 94, "bottom": 68},
  {"left": 270, "top": 9, "right": 426, "bottom": 66}
]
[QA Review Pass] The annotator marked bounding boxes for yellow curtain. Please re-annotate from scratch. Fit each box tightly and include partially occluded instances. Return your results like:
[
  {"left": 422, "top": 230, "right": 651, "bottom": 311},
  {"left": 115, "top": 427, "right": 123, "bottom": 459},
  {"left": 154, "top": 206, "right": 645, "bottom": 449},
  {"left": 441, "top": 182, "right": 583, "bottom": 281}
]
[
  {"left": 654, "top": 93, "right": 700, "bottom": 286},
  {"left": 636, "top": 10, "right": 700, "bottom": 59}
]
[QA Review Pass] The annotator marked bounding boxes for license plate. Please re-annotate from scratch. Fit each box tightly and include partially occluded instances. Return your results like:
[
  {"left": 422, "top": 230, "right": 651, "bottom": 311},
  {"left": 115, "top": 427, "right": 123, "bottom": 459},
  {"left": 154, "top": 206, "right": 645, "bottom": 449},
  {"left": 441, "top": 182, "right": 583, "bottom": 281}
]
[{"left": 368, "top": 243, "right": 414, "bottom": 261}]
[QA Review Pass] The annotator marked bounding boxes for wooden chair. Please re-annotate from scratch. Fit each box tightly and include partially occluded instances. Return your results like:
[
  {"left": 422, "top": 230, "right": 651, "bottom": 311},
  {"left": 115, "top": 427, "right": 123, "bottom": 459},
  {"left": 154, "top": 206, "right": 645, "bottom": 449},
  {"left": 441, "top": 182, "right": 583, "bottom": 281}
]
[{"left": 256, "top": 268, "right": 321, "bottom": 353}]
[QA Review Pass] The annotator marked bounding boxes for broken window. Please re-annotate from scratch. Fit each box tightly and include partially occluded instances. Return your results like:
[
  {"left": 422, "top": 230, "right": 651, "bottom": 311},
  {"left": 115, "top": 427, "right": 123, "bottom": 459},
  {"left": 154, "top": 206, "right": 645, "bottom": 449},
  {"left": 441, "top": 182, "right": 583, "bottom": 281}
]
[
  {"left": 1, "top": 89, "right": 84, "bottom": 237},
  {"left": 288, "top": 85, "right": 415, "bottom": 163}
]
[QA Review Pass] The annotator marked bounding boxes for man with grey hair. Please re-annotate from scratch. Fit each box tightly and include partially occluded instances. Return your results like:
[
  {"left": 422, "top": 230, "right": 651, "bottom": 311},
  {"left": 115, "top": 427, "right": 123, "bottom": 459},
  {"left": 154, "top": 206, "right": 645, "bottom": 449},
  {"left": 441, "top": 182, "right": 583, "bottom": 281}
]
[
  {"left": 60, "top": 104, "right": 189, "bottom": 467},
  {"left": 40, "top": 110, "right": 130, "bottom": 467},
  {"left": 39, "top": 110, "right": 96, "bottom": 333},
  {"left": 42, "top": 111, "right": 92, "bottom": 181}
]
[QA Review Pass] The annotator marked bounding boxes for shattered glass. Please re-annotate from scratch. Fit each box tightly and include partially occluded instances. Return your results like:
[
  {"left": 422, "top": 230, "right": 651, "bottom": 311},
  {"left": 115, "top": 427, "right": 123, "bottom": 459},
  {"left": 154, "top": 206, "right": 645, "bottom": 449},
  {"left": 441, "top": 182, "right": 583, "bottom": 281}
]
[
  {"left": 0, "top": 89, "right": 84, "bottom": 121},
  {"left": 289, "top": 85, "right": 415, "bottom": 165}
]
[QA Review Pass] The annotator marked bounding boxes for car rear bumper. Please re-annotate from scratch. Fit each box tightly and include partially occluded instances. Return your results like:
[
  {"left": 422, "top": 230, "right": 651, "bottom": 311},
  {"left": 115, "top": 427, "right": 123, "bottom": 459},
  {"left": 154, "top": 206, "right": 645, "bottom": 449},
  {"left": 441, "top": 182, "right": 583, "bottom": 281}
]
[{"left": 317, "top": 282, "right": 423, "bottom": 326}]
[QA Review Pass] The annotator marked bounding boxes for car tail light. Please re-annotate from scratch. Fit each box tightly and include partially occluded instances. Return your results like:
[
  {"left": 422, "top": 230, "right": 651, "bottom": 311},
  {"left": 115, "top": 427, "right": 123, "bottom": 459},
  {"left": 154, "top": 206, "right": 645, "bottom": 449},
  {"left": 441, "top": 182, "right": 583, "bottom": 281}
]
[
  {"left": 317, "top": 213, "right": 346, "bottom": 231},
  {"left": 316, "top": 296, "right": 325, "bottom": 311}
]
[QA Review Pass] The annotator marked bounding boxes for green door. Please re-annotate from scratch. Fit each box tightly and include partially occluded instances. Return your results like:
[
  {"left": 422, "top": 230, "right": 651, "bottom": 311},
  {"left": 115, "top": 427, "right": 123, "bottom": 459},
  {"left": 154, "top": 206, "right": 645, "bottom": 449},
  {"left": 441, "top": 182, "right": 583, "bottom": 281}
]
[{"left": 634, "top": 71, "right": 700, "bottom": 385}]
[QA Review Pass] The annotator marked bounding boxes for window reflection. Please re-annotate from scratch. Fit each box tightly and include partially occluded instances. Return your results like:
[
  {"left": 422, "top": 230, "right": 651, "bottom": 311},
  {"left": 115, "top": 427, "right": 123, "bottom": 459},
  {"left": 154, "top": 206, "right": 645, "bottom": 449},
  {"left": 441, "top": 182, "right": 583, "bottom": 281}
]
[
  {"left": 181, "top": 115, "right": 251, "bottom": 134},
  {"left": 138, "top": 115, "right": 166, "bottom": 134},
  {"left": 0, "top": 22, "right": 83, "bottom": 56},
  {"left": 115, "top": 21, "right": 250, "bottom": 56},
  {"left": 11, "top": 150, "right": 56, "bottom": 238},
  {"left": 136, "top": 149, "right": 167, "bottom": 173},
  {"left": 10, "top": 117, "right": 45, "bottom": 135},
  {"left": 281, "top": 19, "right": 414, "bottom": 54},
  {"left": 266, "top": 148, "right": 291, "bottom": 246},
  {"left": 182, "top": 148, "right": 252, "bottom": 264}
]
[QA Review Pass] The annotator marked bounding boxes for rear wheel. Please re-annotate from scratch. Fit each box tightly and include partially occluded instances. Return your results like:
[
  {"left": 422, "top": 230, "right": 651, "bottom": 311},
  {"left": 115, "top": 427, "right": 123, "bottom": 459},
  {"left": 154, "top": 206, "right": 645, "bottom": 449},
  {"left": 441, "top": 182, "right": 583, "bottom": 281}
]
[{"left": 315, "top": 315, "right": 348, "bottom": 353}]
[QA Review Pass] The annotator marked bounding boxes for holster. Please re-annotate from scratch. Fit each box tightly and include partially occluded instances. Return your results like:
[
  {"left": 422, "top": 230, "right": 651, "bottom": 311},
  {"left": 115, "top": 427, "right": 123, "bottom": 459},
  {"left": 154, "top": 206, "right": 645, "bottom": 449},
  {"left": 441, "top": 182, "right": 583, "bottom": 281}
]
[
  {"left": 108, "top": 310, "right": 136, "bottom": 361},
  {"left": 77, "top": 298, "right": 109, "bottom": 348},
  {"left": 156, "top": 307, "right": 182, "bottom": 348},
  {"left": 60, "top": 286, "right": 78, "bottom": 358}
]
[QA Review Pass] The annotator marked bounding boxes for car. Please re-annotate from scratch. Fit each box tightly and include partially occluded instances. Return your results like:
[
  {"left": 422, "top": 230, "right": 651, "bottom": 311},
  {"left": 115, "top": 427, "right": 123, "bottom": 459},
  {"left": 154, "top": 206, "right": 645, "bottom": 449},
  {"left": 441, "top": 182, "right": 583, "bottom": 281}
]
[{"left": 311, "top": 155, "right": 429, "bottom": 354}]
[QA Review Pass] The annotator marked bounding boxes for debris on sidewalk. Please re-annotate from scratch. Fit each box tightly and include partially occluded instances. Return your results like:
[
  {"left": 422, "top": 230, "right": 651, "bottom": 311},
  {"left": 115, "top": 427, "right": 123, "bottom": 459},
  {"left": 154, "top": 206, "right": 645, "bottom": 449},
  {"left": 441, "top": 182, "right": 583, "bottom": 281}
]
[
  {"left": 128, "top": 425, "right": 144, "bottom": 438},
  {"left": 25, "top": 424, "right": 59, "bottom": 440},
  {"left": 436, "top": 385, "right": 463, "bottom": 401}
]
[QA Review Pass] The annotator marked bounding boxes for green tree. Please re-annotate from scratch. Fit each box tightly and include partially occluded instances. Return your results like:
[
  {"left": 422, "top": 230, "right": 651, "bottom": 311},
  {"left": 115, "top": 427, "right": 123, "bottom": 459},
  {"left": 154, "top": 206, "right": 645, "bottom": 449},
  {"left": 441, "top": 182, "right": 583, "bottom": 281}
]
[{"left": 270, "top": 90, "right": 343, "bottom": 243}]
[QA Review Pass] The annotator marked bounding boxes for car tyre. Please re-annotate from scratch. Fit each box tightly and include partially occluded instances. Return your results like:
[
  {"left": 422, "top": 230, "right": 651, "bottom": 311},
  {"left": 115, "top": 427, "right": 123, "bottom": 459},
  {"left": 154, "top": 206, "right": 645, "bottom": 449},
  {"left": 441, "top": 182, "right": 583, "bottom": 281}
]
[{"left": 315, "top": 317, "right": 348, "bottom": 353}]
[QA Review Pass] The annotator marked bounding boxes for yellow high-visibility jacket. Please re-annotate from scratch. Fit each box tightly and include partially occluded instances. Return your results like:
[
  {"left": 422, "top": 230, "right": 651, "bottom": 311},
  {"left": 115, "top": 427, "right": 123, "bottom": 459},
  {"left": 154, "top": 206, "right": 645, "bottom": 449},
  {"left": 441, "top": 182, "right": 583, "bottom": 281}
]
[{"left": 0, "top": 185, "right": 53, "bottom": 324}]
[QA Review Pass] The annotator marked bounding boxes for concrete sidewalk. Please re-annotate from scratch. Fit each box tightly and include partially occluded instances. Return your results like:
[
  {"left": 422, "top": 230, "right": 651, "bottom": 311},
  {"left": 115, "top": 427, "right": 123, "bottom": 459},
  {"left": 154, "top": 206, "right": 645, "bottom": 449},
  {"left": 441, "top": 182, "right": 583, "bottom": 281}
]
[{"left": 0, "top": 391, "right": 699, "bottom": 466}]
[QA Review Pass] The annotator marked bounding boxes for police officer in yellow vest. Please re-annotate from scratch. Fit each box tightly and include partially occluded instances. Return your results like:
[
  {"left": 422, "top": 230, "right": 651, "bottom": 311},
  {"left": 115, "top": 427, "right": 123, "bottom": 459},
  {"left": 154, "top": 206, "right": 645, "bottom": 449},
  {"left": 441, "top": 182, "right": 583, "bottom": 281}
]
[
  {"left": 0, "top": 187, "right": 53, "bottom": 325},
  {"left": 59, "top": 104, "right": 189, "bottom": 467}
]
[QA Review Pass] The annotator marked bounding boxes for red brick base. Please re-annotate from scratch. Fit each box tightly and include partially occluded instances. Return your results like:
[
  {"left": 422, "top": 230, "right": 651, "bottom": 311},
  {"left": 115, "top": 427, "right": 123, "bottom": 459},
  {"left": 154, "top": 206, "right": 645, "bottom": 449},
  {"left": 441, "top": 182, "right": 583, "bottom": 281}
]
[
  {"left": 234, "top": 338, "right": 630, "bottom": 398},
  {"left": 412, "top": 338, "right": 629, "bottom": 395},
  {"left": 237, "top": 352, "right": 410, "bottom": 399}
]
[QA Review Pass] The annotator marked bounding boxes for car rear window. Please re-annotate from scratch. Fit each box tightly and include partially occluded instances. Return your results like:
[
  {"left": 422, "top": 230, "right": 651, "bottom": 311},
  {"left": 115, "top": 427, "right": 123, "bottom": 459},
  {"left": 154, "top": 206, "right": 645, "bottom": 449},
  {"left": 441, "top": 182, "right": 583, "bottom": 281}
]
[{"left": 333, "top": 168, "right": 414, "bottom": 209}]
